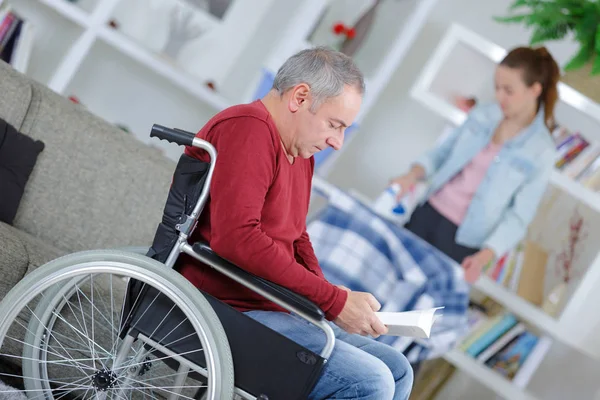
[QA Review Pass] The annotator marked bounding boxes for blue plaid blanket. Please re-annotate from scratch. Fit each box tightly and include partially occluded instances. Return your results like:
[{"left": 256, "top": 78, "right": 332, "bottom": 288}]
[{"left": 307, "top": 184, "right": 470, "bottom": 363}]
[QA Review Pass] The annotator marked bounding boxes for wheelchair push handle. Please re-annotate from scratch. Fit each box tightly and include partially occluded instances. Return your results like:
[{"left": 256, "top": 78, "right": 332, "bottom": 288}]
[{"left": 150, "top": 124, "right": 195, "bottom": 147}]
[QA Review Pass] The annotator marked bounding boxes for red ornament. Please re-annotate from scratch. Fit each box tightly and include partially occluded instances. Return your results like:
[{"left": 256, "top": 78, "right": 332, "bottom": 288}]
[
  {"left": 346, "top": 28, "right": 356, "bottom": 39},
  {"left": 68, "top": 95, "right": 80, "bottom": 104},
  {"left": 332, "top": 22, "right": 346, "bottom": 35}
]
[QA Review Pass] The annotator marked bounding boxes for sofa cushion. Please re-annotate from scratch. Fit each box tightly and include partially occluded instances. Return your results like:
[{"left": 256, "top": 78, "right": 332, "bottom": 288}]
[
  {"left": 0, "top": 222, "right": 28, "bottom": 299},
  {"left": 15, "top": 227, "right": 65, "bottom": 277},
  {"left": 13, "top": 77, "right": 176, "bottom": 253},
  {"left": 0, "top": 118, "right": 45, "bottom": 224},
  {"left": 0, "top": 222, "right": 64, "bottom": 297},
  {"left": 0, "top": 60, "right": 32, "bottom": 130},
  {"left": 0, "top": 221, "right": 64, "bottom": 369}
]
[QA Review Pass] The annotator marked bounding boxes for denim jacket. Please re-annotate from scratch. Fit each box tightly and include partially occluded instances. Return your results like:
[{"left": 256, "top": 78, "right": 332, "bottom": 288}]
[{"left": 414, "top": 102, "right": 556, "bottom": 258}]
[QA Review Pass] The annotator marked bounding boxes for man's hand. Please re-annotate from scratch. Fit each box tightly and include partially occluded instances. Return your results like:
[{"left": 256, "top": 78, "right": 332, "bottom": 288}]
[
  {"left": 334, "top": 290, "right": 388, "bottom": 338},
  {"left": 461, "top": 248, "right": 495, "bottom": 283}
]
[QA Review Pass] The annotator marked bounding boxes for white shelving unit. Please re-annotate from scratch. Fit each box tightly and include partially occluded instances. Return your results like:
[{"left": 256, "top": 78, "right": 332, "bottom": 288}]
[
  {"left": 444, "top": 337, "right": 600, "bottom": 400},
  {"left": 248, "top": 0, "right": 440, "bottom": 176},
  {"left": 443, "top": 349, "right": 537, "bottom": 400},
  {"left": 473, "top": 277, "right": 563, "bottom": 340},
  {"left": 5, "top": 0, "right": 282, "bottom": 160},
  {"left": 11, "top": 0, "right": 431, "bottom": 165},
  {"left": 96, "top": 25, "right": 230, "bottom": 111},
  {"left": 410, "top": 23, "right": 600, "bottom": 400},
  {"left": 311, "top": 175, "right": 600, "bottom": 400},
  {"left": 38, "top": 0, "right": 89, "bottom": 26}
]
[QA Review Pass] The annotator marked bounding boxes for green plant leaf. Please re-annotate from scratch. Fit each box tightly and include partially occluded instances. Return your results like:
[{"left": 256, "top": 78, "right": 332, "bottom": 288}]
[
  {"left": 591, "top": 53, "right": 600, "bottom": 75},
  {"left": 530, "top": 22, "right": 570, "bottom": 44},
  {"left": 595, "top": 27, "right": 600, "bottom": 54},
  {"left": 493, "top": 14, "right": 531, "bottom": 24},
  {"left": 564, "top": 43, "right": 595, "bottom": 71},
  {"left": 574, "top": 13, "right": 598, "bottom": 44}
]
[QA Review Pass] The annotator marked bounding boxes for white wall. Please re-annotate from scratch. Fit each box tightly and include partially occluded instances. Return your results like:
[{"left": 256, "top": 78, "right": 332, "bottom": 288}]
[
  {"left": 326, "top": 0, "right": 579, "bottom": 200},
  {"left": 220, "top": 0, "right": 301, "bottom": 103}
]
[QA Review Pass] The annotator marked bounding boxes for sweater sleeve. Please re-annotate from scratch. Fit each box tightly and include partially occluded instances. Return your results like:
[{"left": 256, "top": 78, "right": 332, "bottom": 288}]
[
  {"left": 200, "top": 117, "right": 347, "bottom": 320},
  {"left": 294, "top": 228, "right": 325, "bottom": 279}
]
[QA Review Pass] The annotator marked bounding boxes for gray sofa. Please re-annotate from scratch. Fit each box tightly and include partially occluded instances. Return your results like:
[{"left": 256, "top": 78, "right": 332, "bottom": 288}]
[{"left": 0, "top": 59, "right": 178, "bottom": 301}]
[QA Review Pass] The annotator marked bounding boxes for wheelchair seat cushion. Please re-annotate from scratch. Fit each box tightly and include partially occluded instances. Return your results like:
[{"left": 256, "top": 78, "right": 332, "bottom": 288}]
[{"left": 127, "top": 284, "right": 325, "bottom": 400}]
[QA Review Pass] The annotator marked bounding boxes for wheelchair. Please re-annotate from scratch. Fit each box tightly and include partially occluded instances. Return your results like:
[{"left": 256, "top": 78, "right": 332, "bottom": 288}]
[{"left": 0, "top": 125, "right": 335, "bottom": 400}]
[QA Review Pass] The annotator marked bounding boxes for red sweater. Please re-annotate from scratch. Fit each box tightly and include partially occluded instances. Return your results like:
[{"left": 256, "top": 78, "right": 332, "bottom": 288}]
[{"left": 178, "top": 100, "right": 348, "bottom": 320}]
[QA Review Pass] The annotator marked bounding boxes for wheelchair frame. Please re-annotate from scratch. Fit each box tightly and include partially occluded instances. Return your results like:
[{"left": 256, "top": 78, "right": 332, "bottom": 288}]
[
  {"left": 0, "top": 124, "right": 338, "bottom": 400},
  {"left": 149, "top": 124, "right": 336, "bottom": 362}
]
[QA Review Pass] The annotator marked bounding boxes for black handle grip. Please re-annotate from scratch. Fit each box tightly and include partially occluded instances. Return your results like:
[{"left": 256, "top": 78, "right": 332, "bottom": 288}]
[{"left": 150, "top": 124, "right": 195, "bottom": 147}]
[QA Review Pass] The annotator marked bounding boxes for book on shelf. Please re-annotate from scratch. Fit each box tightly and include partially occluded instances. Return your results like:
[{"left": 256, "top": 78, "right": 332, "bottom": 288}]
[
  {"left": 511, "top": 335, "right": 552, "bottom": 388},
  {"left": 0, "top": 5, "right": 34, "bottom": 74},
  {"left": 484, "top": 330, "right": 537, "bottom": 377},
  {"left": 464, "top": 313, "right": 518, "bottom": 357},
  {"left": 562, "top": 143, "right": 600, "bottom": 180},
  {"left": 551, "top": 126, "right": 600, "bottom": 191},
  {"left": 483, "top": 240, "right": 547, "bottom": 306},
  {"left": 555, "top": 132, "right": 589, "bottom": 170},
  {"left": 456, "top": 305, "right": 552, "bottom": 388},
  {"left": 375, "top": 307, "right": 444, "bottom": 338},
  {"left": 476, "top": 322, "right": 526, "bottom": 363}
]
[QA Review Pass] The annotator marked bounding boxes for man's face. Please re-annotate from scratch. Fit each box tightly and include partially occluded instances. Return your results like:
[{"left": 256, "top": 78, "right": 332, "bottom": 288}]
[{"left": 291, "top": 85, "right": 362, "bottom": 159}]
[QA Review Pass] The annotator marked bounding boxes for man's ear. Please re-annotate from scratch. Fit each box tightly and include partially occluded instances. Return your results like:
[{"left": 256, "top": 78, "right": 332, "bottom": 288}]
[{"left": 288, "top": 84, "right": 310, "bottom": 112}]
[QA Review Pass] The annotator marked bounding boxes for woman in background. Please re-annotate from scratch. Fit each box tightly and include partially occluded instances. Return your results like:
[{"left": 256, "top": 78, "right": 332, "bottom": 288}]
[{"left": 392, "top": 46, "right": 560, "bottom": 283}]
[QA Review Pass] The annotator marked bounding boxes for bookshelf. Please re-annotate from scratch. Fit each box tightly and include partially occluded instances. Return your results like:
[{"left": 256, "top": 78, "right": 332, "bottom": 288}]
[
  {"left": 38, "top": 0, "right": 89, "bottom": 27},
  {"left": 4, "top": 0, "right": 289, "bottom": 160},
  {"left": 410, "top": 22, "right": 600, "bottom": 399},
  {"left": 473, "top": 277, "right": 561, "bottom": 339},
  {"left": 443, "top": 349, "right": 537, "bottom": 400},
  {"left": 96, "top": 25, "right": 230, "bottom": 111},
  {"left": 444, "top": 334, "right": 600, "bottom": 400},
  {"left": 311, "top": 176, "right": 600, "bottom": 400},
  {"left": 3, "top": 0, "right": 70, "bottom": 82},
  {"left": 7, "top": 0, "right": 431, "bottom": 168}
]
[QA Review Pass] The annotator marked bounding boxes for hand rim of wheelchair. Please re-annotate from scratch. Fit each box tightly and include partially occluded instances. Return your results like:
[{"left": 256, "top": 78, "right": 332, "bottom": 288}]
[{"left": 0, "top": 249, "right": 235, "bottom": 400}]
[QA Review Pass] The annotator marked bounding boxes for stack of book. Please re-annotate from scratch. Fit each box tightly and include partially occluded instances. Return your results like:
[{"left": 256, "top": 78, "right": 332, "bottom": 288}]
[
  {"left": 458, "top": 304, "right": 552, "bottom": 387},
  {"left": 482, "top": 240, "right": 548, "bottom": 306},
  {"left": 0, "top": 4, "right": 34, "bottom": 74},
  {"left": 552, "top": 125, "right": 600, "bottom": 192}
]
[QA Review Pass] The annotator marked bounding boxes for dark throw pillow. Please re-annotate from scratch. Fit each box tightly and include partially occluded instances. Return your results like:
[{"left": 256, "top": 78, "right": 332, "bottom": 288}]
[{"left": 0, "top": 119, "right": 44, "bottom": 225}]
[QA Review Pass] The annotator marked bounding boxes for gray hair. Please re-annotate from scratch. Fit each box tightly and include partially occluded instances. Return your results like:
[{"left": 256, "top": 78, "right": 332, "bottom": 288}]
[{"left": 272, "top": 46, "right": 365, "bottom": 111}]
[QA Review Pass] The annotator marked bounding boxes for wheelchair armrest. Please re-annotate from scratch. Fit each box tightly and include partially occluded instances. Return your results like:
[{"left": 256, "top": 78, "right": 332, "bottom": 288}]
[{"left": 191, "top": 242, "right": 325, "bottom": 321}]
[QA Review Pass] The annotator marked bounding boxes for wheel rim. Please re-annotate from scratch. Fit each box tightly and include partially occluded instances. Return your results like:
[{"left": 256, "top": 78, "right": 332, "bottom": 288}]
[{"left": 0, "top": 260, "right": 226, "bottom": 400}]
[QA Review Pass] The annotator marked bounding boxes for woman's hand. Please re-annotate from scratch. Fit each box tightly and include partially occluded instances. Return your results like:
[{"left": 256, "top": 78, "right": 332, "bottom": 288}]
[
  {"left": 461, "top": 248, "right": 495, "bottom": 283},
  {"left": 390, "top": 165, "right": 425, "bottom": 200},
  {"left": 389, "top": 174, "right": 417, "bottom": 199}
]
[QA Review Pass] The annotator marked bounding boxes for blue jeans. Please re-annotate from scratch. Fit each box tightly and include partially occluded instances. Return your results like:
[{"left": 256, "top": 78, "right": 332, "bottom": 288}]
[{"left": 245, "top": 311, "right": 414, "bottom": 400}]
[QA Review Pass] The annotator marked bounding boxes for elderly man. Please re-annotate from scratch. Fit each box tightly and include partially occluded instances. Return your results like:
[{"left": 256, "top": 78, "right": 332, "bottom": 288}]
[{"left": 178, "top": 47, "right": 413, "bottom": 399}]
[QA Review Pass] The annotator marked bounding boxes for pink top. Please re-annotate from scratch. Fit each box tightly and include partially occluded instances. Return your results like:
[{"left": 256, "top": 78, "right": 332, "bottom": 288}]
[{"left": 428, "top": 141, "right": 502, "bottom": 226}]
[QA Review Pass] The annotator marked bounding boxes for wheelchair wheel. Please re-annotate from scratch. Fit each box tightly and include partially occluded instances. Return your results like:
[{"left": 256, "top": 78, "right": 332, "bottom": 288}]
[{"left": 0, "top": 249, "right": 234, "bottom": 400}]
